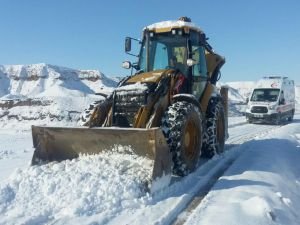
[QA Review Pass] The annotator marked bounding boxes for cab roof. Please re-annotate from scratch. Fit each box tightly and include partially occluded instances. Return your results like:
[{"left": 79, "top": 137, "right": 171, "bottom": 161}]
[{"left": 144, "top": 20, "right": 203, "bottom": 34}]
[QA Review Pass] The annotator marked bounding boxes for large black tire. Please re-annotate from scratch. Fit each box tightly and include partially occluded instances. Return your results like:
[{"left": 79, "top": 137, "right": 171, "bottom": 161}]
[
  {"left": 79, "top": 100, "right": 110, "bottom": 127},
  {"left": 202, "top": 97, "right": 226, "bottom": 158},
  {"left": 161, "top": 101, "right": 203, "bottom": 176},
  {"left": 288, "top": 109, "right": 294, "bottom": 122},
  {"left": 78, "top": 100, "right": 103, "bottom": 126}
]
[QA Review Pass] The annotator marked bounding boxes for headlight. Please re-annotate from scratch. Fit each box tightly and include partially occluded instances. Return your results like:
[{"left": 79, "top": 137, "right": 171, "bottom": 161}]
[{"left": 268, "top": 105, "right": 276, "bottom": 110}]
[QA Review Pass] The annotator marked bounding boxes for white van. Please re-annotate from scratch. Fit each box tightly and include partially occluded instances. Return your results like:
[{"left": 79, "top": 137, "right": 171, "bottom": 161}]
[{"left": 245, "top": 76, "right": 295, "bottom": 124}]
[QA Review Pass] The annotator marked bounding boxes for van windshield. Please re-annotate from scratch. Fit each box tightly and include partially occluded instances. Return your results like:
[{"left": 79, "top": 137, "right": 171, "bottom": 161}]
[{"left": 250, "top": 88, "right": 280, "bottom": 102}]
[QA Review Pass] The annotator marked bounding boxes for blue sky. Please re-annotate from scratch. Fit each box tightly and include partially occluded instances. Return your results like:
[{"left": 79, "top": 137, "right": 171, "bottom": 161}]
[{"left": 0, "top": 0, "right": 299, "bottom": 83}]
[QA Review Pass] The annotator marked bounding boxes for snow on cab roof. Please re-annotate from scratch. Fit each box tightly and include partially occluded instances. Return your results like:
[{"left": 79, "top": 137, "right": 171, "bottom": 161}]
[{"left": 144, "top": 20, "right": 203, "bottom": 33}]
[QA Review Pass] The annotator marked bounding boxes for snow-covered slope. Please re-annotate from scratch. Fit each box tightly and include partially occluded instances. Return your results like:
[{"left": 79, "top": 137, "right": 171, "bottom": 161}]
[
  {"left": 0, "top": 63, "right": 116, "bottom": 97},
  {"left": 0, "top": 64, "right": 117, "bottom": 128},
  {"left": 225, "top": 81, "right": 255, "bottom": 99}
]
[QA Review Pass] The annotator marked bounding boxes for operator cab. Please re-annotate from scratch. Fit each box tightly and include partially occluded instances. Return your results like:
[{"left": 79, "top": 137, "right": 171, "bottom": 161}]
[{"left": 123, "top": 17, "right": 222, "bottom": 99}]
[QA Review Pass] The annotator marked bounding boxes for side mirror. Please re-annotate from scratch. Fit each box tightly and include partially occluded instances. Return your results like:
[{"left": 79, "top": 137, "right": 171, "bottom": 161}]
[
  {"left": 200, "top": 33, "right": 206, "bottom": 42},
  {"left": 187, "top": 59, "right": 197, "bottom": 67},
  {"left": 246, "top": 97, "right": 249, "bottom": 104},
  {"left": 122, "top": 61, "right": 131, "bottom": 69},
  {"left": 125, "top": 37, "right": 131, "bottom": 52},
  {"left": 279, "top": 98, "right": 285, "bottom": 105}
]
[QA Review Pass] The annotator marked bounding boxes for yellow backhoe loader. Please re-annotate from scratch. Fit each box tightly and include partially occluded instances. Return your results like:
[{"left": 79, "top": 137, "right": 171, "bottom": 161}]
[{"left": 31, "top": 17, "right": 228, "bottom": 190}]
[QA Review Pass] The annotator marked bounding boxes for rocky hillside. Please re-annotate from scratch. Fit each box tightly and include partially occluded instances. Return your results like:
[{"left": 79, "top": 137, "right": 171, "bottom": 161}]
[
  {"left": 0, "top": 63, "right": 116, "bottom": 97},
  {"left": 0, "top": 64, "right": 118, "bottom": 128}
]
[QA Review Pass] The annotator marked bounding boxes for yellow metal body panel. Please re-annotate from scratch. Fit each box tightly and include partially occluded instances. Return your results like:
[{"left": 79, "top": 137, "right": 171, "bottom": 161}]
[
  {"left": 205, "top": 51, "right": 225, "bottom": 78},
  {"left": 126, "top": 70, "right": 166, "bottom": 83}
]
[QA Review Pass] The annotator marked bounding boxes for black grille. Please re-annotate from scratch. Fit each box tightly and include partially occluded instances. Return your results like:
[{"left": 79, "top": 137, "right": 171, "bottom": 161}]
[
  {"left": 113, "top": 89, "right": 147, "bottom": 127},
  {"left": 251, "top": 106, "right": 268, "bottom": 113}
]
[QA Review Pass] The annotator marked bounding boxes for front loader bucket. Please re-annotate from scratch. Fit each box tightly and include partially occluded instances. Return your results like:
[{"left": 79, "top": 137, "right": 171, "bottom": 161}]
[{"left": 31, "top": 126, "right": 172, "bottom": 190}]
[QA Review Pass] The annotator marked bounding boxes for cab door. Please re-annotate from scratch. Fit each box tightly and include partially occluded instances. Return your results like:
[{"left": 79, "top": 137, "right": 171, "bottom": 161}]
[{"left": 190, "top": 32, "right": 208, "bottom": 99}]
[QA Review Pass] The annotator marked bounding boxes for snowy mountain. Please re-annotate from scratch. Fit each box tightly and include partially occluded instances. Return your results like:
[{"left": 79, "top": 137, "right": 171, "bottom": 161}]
[
  {"left": 0, "top": 63, "right": 116, "bottom": 97},
  {"left": 225, "top": 81, "right": 255, "bottom": 99},
  {"left": 0, "top": 64, "right": 117, "bottom": 128}
]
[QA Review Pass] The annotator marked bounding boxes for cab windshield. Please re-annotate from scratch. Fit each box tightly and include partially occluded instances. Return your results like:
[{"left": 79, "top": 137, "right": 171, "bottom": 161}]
[
  {"left": 138, "top": 32, "right": 188, "bottom": 74},
  {"left": 250, "top": 88, "right": 280, "bottom": 102}
]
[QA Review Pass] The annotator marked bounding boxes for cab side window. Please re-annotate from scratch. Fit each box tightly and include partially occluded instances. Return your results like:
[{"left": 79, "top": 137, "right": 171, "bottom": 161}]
[
  {"left": 190, "top": 32, "right": 208, "bottom": 99},
  {"left": 153, "top": 42, "right": 168, "bottom": 70},
  {"left": 171, "top": 46, "right": 187, "bottom": 75},
  {"left": 192, "top": 46, "right": 207, "bottom": 77}
]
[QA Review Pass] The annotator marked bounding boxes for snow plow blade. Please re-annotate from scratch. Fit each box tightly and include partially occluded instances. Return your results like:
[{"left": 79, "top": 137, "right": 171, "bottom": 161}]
[{"left": 31, "top": 126, "right": 172, "bottom": 188}]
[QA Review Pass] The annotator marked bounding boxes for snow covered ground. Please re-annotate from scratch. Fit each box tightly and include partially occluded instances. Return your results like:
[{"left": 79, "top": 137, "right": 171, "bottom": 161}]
[
  {"left": 0, "top": 65, "right": 299, "bottom": 224},
  {"left": 185, "top": 120, "right": 300, "bottom": 225},
  {"left": 0, "top": 116, "right": 299, "bottom": 225}
]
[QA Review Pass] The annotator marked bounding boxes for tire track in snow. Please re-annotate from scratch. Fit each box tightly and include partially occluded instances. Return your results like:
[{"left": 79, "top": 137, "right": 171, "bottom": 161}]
[
  {"left": 172, "top": 154, "right": 237, "bottom": 225},
  {"left": 227, "top": 123, "right": 283, "bottom": 145},
  {"left": 171, "top": 122, "right": 284, "bottom": 225}
]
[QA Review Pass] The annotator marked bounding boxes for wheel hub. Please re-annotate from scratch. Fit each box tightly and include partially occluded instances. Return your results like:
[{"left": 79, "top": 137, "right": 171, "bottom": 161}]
[{"left": 184, "top": 120, "right": 198, "bottom": 159}]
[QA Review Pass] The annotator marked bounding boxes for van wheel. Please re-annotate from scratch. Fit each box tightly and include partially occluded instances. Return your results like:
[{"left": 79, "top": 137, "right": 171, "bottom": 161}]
[
  {"left": 246, "top": 117, "right": 253, "bottom": 124},
  {"left": 202, "top": 97, "right": 226, "bottom": 158},
  {"left": 288, "top": 110, "right": 294, "bottom": 122},
  {"left": 275, "top": 114, "right": 281, "bottom": 125},
  {"left": 161, "top": 101, "right": 203, "bottom": 176}
]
